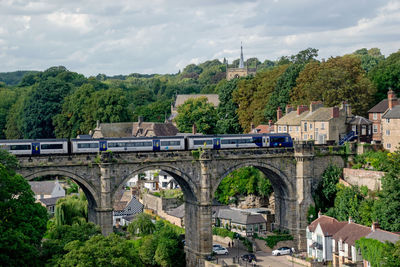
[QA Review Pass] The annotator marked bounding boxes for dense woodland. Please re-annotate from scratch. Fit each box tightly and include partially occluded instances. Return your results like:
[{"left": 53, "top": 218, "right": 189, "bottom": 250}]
[{"left": 0, "top": 48, "right": 399, "bottom": 138}]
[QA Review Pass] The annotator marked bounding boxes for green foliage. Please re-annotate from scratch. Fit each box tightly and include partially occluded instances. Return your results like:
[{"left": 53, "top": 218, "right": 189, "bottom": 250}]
[
  {"left": 313, "top": 165, "right": 342, "bottom": 212},
  {"left": 157, "top": 189, "right": 184, "bottom": 200},
  {"left": 174, "top": 97, "right": 217, "bottom": 134},
  {"left": 326, "top": 184, "right": 364, "bottom": 222},
  {"left": 212, "top": 227, "right": 235, "bottom": 240},
  {"left": 352, "top": 150, "right": 391, "bottom": 171},
  {"left": 55, "top": 194, "right": 88, "bottom": 226},
  {"left": 241, "top": 237, "right": 253, "bottom": 252},
  {"left": 57, "top": 234, "right": 142, "bottom": 267},
  {"left": 216, "top": 79, "right": 242, "bottom": 134},
  {"left": 0, "top": 152, "right": 48, "bottom": 266},
  {"left": 128, "top": 213, "right": 156, "bottom": 236},
  {"left": 356, "top": 238, "right": 396, "bottom": 267},
  {"left": 215, "top": 167, "right": 272, "bottom": 205},
  {"left": 255, "top": 233, "right": 293, "bottom": 249},
  {"left": 369, "top": 50, "right": 400, "bottom": 103},
  {"left": 353, "top": 48, "right": 385, "bottom": 73},
  {"left": 0, "top": 70, "right": 39, "bottom": 86}
]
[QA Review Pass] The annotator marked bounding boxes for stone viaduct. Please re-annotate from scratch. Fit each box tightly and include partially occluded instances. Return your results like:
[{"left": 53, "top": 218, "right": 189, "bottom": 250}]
[{"left": 16, "top": 141, "right": 347, "bottom": 266}]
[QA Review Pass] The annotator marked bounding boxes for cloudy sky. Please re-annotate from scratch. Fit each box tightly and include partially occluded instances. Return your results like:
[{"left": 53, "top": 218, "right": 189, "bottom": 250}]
[{"left": 1, "top": 0, "right": 399, "bottom": 76}]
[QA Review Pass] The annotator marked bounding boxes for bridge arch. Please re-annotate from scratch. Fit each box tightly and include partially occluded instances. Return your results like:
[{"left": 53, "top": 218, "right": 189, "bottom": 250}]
[
  {"left": 24, "top": 169, "right": 100, "bottom": 222},
  {"left": 112, "top": 163, "right": 198, "bottom": 204},
  {"left": 212, "top": 160, "right": 296, "bottom": 230}
]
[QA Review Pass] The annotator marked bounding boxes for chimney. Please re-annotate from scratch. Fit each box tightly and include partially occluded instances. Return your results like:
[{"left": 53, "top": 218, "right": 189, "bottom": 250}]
[
  {"left": 286, "top": 105, "right": 293, "bottom": 114},
  {"left": 371, "top": 222, "right": 380, "bottom": 232},
  {"left": 192, "top": 123, "right": 197, "bottom": 134},
  {"left": 277, "top": 107, "right": 283, "bottom": 120},
  {"left": 388, "top": 88, "right": 398, "bottom": 110},
  {"left": 297, "top": 105, "right": 309, "bottom": 115},
  {"left": 348, "top": 216, "right": 353, "bottom": 224},
  {"left": 251, "top": 122, "right": 255, "bottom": 131},
  {"left": 331, "top": 107, "right": 339, "bottom": 118},
  {"left": 318, "top": 210, "right": 322, "bottom": 218},
  {"left": 96, "top": 120, "right": 100, "bottom": 128},
  {"left": 310, "top": 101, "right": 323, "bottom": 112},
  {"left": 269, "top": 120, "right": 272, "bottom": 127}
]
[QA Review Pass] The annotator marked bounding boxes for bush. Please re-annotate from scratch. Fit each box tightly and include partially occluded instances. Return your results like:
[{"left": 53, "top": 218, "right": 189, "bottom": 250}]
[
  {"left": 212, "top": 227, "right": 235, "bottom": 239},
  {"left": 255, "top": 232, "right": 293, "bottom": 249}
]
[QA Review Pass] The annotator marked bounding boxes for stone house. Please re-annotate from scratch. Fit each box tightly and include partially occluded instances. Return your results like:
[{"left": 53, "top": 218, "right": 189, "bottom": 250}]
[
  {"left": 276, "top": 101, "right": 351, "bottom": 144},
  {"left": 306, "top": 214, "right": 347, "bottom": 262},
  {"left": 28, "top": 180, "right": 65, "bottom": 200},
  {"left": 169, "top": 94, "right": 220, "bottom": 121},
  {"left": 92, "top": 117, "right": 179, "bottom": 138},
  {"left": 113, "top": 196, "right": 143, "bottom": 227},
  {"left": 331, "top": 218, "right": 372, "bottom": 267},
  {"left": 368, "top": 89, "right": 398, "bottom": 143},
  {"left": 215, "top": 208, "right": 267, "bottom": 237},
  {"left": 382, "top": 104, "right": 400, "bottom": 152},
  {"left": 37, "top": 196, "right": 64, "bottom": 216}
]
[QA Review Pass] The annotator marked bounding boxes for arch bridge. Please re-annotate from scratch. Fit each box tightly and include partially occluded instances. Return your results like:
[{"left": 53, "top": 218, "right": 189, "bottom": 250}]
[{"left": 16, "top": 141, "right": 346, "bottom": 266}]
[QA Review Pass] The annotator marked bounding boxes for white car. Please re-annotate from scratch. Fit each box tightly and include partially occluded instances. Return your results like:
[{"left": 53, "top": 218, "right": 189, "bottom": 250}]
[
  {"left": 213, "top": 247, "right": 229, "bottom": 255},
  {"left": 272, "top": 247, "right": 294, "bottom": 256}
]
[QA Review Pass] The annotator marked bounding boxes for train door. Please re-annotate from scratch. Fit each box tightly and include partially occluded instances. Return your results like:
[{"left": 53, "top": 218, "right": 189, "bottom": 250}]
[
  {"left": 253, "top": 136, "right": 263, "bottom": 147},
  {"left": 99, "top": 140, "right": 107, "bottom": 152},
  {"left": 32, "top": 143, "right": 40, "bottom": 155},
  {"left": 153, "top": 139, "right": 161, "bottom": 151},
  {"left": 266, "top": 136, "right": 270, "bottom": 147},
  {"left": 213, "top": 138, "right": 221, "bottom": 149}
]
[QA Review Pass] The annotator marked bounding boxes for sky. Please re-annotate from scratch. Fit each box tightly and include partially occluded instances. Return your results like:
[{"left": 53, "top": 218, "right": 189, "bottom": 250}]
[{"left": 0, "top": 0, "right": 399, "bottom": 77}]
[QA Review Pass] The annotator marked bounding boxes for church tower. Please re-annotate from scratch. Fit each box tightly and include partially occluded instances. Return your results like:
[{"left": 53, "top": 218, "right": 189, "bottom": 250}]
[{"left": 226, "top": 43, "right": 256, "bottom": 81}]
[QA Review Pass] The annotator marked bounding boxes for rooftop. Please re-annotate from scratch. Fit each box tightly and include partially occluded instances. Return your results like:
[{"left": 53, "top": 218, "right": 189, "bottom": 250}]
[
  {"left": 332, "top": 221, "right": 372, "bottom": 246},
  {"left": 308, "top": 215, "right": 347, "bottom": 236},
  {"left": 28, "top": 180, "right": 59, "bottom": 195},
  {"left": 368, "top": 99, "right": 388, "bottom": 113},
  {"left": 275, "top": 110, "right": 309, "bottom": 126},
  {"left": 216, "top": 208, "right": 266, "bottom": 225},
  {"left": 383, "top": 105, "right": 400, "bottom": 119}
]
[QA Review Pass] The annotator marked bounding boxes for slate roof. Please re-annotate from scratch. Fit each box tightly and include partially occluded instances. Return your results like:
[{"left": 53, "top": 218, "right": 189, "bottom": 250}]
[
  {"left": 38, "top": 196, "right": 63, "bottom": 207},
  {"left": 216, "top": 208, "right": 266, "bottom": 225},
  {"left": 348, "top": 116, "right": 372, "bottom": 125},
  {"left": 132, "top": 122, "right": 179, "bottom": 137},
  {"left": 365, "top": 229, "right": 400, "bottom": 244},
  {"left": 303, "top": 107, "right": 334, "bottom": 121},
  {"left": 167, "top": 204, "right": 185, "bottom": 218},
  {"left": 114, "top": 201, "right": 128, "bottom": 211},
  {"left": 332, "top": 222, "right": 372, "bottom": 247},
  {"left": 308, "top": 215, "right": 347, "bottom": 236},
  {"left": 113, "top": 196, "right": 143, "bottom": 217},
  {"left": 382, "top": 105, "right": 400, "bottom": 119},
  {"left": 275, "top": 110, "right": 309, "bottom": 126},
  {"left": 174, "top": 94, "right": 220, "bottom": 107},
  {"left": 368, "top": 99, "right": 388, "bottom": 113},
  {"left": 29, "top": 181, "right": 57, "bottom": 195}
]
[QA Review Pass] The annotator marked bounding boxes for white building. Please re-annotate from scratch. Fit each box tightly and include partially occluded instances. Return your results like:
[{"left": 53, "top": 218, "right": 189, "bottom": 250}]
[{"left": 28, "top": 180, "right": 65, "bottom": 200}]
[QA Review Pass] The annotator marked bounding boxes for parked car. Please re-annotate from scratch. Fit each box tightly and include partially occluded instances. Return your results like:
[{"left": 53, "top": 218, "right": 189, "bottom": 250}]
[
  {"left": 241, "top": 253, "right": 257, "bottom": 262},
  {"left": 213, "top": 247, "right": 229, "bottom": 255},
  {"left": 272, "top": 247, "right": 294, "bottom": 256},
  {"left": 213, "top": 244, "right": 222, "bottom": 249}
]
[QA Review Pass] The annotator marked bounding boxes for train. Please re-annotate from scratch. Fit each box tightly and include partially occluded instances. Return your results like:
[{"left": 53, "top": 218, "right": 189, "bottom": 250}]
[{"left": 0, "top": 133, "right": 293, "bottom": 155}]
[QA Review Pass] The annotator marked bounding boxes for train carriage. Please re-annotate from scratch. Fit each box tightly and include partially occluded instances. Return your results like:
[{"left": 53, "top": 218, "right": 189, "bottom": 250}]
[{"left": 0, "top": 139, "right": 68, "bottom": 155}]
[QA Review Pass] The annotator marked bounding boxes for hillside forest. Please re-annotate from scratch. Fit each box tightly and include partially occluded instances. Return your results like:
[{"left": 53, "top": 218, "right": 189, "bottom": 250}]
[{"left": 0, "top": 48, "right": 399, "bottom": 138}]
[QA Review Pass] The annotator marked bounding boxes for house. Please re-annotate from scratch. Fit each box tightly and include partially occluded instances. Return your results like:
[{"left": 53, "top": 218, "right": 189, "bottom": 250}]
[
  {"left": 92, "top": 117, "right": 179, "bottom": 138},
  {"left": 169, "top": 94, "right": 219, "bottom": 121},
  {"left": 37, "top": 196, "right": 64, "bottom": 216},
  {"left": 215, "top": 208, "right": 267, "bottom": 237},
  {"left": 276, "top": 101, "right": 351, "bottom": 144},
  {"left": 306, "top": 214, "right": 347, "bottom": 262},
  {"left": 28, "top": 180, "right": 65, "bottom": 200},
  {"left": 361, "top": 223, "right": 400, "bottom": 267},
  {"left": 346, "top": 116, "right": 372, "bottom": 144},
  {"left": 381, "top": 104, "right": 400, "bottom": 152},
  {"left": 113, "top": 196, "right": 143, "bottom": 227},
  {"left": 332, "top": 218, "right": 372, "bottom": 267},
  {"left": 158, "top": 170, "right": 179, "bottom": 190},
  {"left": 368, "top": 89, "right": 398, "bottom": 143}
]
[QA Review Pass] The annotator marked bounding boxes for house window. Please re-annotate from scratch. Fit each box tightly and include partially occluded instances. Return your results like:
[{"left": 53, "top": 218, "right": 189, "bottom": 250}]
[
  {"left": 283, "top": 126, "right": 287, "bottom": 132},
  {"left": 386, "top": 119, "right": 390, "bottom": 123},
  {"left": 278, "top": 126, "right": 281, "bottom": 132},
  {"left": 310, "top": 135, "right": 313, "bottom": 140},
  {"left": 373, "top": 124, "right": 378, "bottom": 133},
  {"left": 310, "top": 124, "right": 313, "bottom": 130},
  {"left": 386, "top": 130, "right": 390, "bottom": 136},
  {"left": 162, "top": 182, "right": 168, "bottom": 188},
  {"left": 304, "top": 122, "right": 307, "bottom": 131},
  {"left": 387, "top": 143, "right": 391, "bottom": 149},
  {"left": 317, "top": 235, "right": 322, "bottom": 246},
  {"left": 304, "top": 134, "right": 308, "bottom": 140},
  {"left": 289, "top": 126, "right": 292, "bottom": 132},
  {"left": 338, "top": 240, "right": 343, "bottom": 251},
  {"left": 164, "top": 175, "right": 167, "bottom": 180},
  {"left": 296, "top": 126, "right": 299, "bottom": 132},
  {"left": 321, "top": 122, "right": 325, "bottom": 130},
  {"left": 362, "top": 125, "right": 366, "bottom": 135},
  {"left": 306, "top": 231, "right": 312, "bottom": 239},
  {"left": 373, "top": 113, "right": 377, "bottom": 120}
]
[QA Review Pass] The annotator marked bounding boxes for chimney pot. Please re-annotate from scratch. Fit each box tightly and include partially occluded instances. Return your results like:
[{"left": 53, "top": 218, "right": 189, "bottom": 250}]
[
  {"left": 332, "top": 107, "right": 339, "bottom": 118},
  {"left": 297, "top": 105, "right": 309, "bottom": 115},
  {"left": 286, "top": 105, "right": 293, "bottom": 114},
  {"left": 192, "top": 123, "right": 197, "bottom": 134},
  {"left": 388, "top": 88, "right": 398, "bottom": 110},
  {"left": 277, "top": 107, "right": 283, "bottom": 120}
]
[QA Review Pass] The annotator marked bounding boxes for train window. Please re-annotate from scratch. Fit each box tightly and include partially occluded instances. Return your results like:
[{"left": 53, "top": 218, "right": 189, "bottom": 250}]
[
  {"left": 41, "top": 144, "right": 63, "bottom": 150},
  {"left": 161, "top": 141, "right": 181, "bottom": 146},
  {"left": 193, "top": 140, "right": 212, "bottom": 145},
  {"left": 270, "top": 137, "right": 286, "bottom": 143},
  {"left": 135, "top": 142, "right": 152, "bottom": 147},
  {"left": 78, "top": 143, "right": 99, "bottom": 149},
  {"left": 10, "top": 144, "right": 31, "bottom": 150},
  {"left": 221, "top": 139, "right": 237, "bottom": 144}
]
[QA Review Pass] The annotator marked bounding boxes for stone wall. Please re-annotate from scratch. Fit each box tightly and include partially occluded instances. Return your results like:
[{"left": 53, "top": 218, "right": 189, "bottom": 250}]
[
  {"left": 343, "top": 168, "right": 384, "bottom": 191},
  {"left": 142, "top": 193, "right": 183, "bottom": 226}
]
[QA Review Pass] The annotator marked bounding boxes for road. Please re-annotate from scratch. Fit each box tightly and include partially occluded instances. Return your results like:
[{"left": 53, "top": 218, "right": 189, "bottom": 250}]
[{"left": 213, "top": 243, "right": 302, "bottom": 267}]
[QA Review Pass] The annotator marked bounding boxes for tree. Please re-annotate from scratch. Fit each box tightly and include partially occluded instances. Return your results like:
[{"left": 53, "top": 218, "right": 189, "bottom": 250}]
[
  {"left": 313, "top": 165, "right": 342, "bottom": 212},
  {"left": 0, "top": 152, "right": 48, "bottom": 266},
  {"left": 353, "top": 48, "right": 384, "bottom": 73},
  {"left": 373, "top": 150, "right": 400, "bottom": 232},
  {"left": 0, "top": 89, "right": 17, "bottom": 138},
  {"left": 326, "top": 184, "right": 363, "bottom": 223},
  {"left": 55, "top": 194, "right": 88, "bottom": 226},
  {"left": 369, "top": 51, "right": 400, "bottom": 103},
  {"left": 291, "top": 55, "right": 376, "bottom": 116},
  {"left": 216, "top": 79, "right": 242, "bottom": 134},
  {"left": 57, "top": 234, "right": 142, "bottom": 267},
  {"left": 174, "top": 97, "right": 217, "bottom": 134},
  {"left": 133, "top": 99, "right": 171, "bottom": 122},
  {"left": 128, "top": 213, "right": 156, "bottom": 237}
]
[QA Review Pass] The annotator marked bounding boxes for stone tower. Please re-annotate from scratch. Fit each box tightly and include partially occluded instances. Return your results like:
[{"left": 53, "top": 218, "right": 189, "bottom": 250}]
[{"left": 226, "top": 43, "right": 256, "bottom": 81}]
